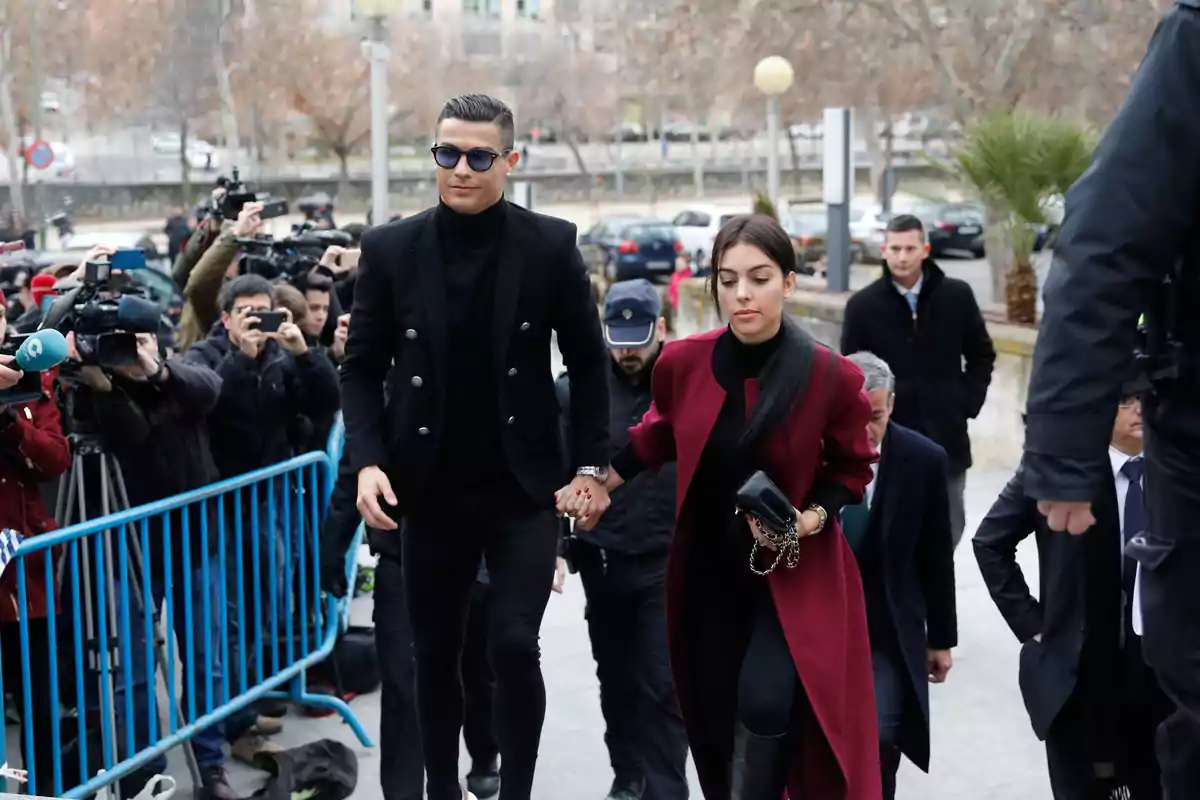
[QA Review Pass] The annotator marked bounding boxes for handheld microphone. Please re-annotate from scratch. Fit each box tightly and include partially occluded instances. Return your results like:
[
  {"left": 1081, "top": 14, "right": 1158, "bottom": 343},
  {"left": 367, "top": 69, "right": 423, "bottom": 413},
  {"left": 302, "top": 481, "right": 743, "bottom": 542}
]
[{"left": 15, "top": 329, "right": 69, "bottom": 372}]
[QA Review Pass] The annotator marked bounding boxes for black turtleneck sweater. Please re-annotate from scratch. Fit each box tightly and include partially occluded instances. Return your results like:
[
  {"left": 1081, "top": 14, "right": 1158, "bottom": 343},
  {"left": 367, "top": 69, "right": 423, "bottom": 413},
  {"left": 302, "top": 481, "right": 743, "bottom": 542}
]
[
  {"left": 416, "top": 199, "right": 536, "bottom": 520},
  {"left": 612, "top": 325, "right": 852, "bottom": 545}
]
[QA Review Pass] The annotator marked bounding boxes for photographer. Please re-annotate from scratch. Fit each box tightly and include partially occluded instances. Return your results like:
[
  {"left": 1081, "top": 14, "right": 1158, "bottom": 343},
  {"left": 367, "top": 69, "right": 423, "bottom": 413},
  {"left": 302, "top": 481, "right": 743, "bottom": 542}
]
[
  {"left": 64, "top": 330, "right": 238, "bottom": 799},
  {"left": 184, "top": 274, "right": 340, "bottom": 479},
  {"left": 0, "top": 317, "right": 70, "bottom": 793},
  {"left": 178, "top": 201, "right": 266, "bottom": 352}
]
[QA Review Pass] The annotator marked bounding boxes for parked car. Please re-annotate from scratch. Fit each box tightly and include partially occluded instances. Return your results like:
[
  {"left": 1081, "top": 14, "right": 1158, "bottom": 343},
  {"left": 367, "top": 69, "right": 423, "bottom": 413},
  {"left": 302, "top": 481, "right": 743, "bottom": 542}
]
[
  {"left": 578, "top": 217, "right": 683, "bottom": 284},
  {"left": 670, "top": 207, "right": 744, "bottom": 267},
  {"left": 780, "top": 212, "right": 828, "bottom": 274},
  {"left": 911, "top": 201, "right": 986, "bottom": 258}
]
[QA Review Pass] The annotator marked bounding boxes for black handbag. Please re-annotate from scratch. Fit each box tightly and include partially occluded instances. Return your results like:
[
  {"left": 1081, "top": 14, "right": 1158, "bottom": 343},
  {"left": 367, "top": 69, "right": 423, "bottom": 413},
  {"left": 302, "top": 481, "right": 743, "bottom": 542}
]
[{"left": 735, "top": 470, "right": 800, "bottom": 576}]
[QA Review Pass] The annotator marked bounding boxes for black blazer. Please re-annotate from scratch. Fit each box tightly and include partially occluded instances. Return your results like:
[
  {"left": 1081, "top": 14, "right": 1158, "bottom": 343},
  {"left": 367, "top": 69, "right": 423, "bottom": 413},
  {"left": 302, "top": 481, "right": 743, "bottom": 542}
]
[
  {"left": 840, "top": 260, "right": 995, "bottom": 473},
  {"left": 972, "top": 460, "right": 1120, "bottom": 741},
  {"left": 866, "top": 422, "right": 958, "bottom": 772},
  {"left": 340, "top": 201, "right": 610, "bottom": 516}
]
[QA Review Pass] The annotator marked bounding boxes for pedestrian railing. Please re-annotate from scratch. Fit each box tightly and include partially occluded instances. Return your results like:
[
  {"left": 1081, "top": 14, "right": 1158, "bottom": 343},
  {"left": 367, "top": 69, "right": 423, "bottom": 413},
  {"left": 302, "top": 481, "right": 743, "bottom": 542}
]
[{"left": 0, "top": 426, "right": 371, "bottom": 798}]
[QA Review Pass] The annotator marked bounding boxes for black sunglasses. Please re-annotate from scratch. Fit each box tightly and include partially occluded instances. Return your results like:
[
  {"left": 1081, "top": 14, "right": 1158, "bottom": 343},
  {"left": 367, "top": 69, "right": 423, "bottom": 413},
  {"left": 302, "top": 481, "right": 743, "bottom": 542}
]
[{"left": 431, "top": 144, "right": 510, "bottom": 172}]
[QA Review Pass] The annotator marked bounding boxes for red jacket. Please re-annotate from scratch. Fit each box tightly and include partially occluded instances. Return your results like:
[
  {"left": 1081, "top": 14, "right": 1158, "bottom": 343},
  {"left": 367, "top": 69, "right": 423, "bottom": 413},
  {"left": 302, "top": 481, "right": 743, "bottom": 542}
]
[
  {"left": 628, "top": 328, "right": 882, "bottom": 800},
  {"left": 0, "top": 370, "right": 70, "bottom": 624}
]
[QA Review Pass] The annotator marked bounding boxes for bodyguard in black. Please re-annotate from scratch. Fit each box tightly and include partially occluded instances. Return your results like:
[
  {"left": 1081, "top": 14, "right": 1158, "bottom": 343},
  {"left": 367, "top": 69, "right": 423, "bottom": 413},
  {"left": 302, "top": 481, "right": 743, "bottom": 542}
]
[
  {"left": 342, "top": 94, "right": 611, "bottom": 800},
  {"left": 555, "top": 279, "right": 688, "bottom": 800},
  {"left": 1021, "top": 5, "right": 1200, "bottom": 795}
]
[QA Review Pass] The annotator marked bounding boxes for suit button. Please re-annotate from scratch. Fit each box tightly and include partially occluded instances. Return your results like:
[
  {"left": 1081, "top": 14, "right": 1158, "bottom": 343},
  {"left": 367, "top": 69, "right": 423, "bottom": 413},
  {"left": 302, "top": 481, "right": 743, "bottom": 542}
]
[
  {"left": 520, "top": 322, "right": 531, "bottom": 331},
  {"left": 411, "top": 375, "right": 423, "bottom": 388},
  {"left": 507, "top": 367, "right": 518, "bottom": 377},
  {"left": 405, "top": 328, "right": 418, "bottom": 340},
  {"left": 418, "top": 426, "right": 430, "bottom": 436},
  {"left": 507, "top": 416, "right": 516, "bottom": 425}
]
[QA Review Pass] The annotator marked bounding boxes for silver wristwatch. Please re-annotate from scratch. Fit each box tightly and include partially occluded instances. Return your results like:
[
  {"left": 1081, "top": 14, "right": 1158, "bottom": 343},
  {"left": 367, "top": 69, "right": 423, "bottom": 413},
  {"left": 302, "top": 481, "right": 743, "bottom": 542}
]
[{"left": 576, "top": 466, "right": 609, "bottom": 482}]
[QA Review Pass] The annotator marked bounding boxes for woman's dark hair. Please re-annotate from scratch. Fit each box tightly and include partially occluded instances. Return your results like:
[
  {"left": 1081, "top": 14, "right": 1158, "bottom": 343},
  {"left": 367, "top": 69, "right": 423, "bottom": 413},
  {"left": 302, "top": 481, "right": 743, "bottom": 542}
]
[{"left": 707, "top": 213, "right": 796, "bottom": 308}]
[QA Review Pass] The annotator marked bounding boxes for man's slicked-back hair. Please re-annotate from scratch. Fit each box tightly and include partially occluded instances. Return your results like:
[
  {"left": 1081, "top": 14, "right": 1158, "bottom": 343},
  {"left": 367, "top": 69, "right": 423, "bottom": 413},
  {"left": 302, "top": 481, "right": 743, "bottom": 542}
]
[
  {"left": 886, "top": 213, "right": 925, "bottom": 240},
  {"left": 437, "top": 93, "right": 516, "bottom": 151}
]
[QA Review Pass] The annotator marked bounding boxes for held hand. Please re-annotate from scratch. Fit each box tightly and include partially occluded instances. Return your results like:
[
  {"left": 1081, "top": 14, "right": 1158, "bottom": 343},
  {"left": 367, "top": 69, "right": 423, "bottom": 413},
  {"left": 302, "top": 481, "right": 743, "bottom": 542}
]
[
  {"left": 0, "top": 356, "right": 22, "bottom": 390},
  {"left": 274, "top": 320, "right": 308, "bottom": 356},
  {"left": 356, "top": 466, "right": 399, "bottom": 531},
  {"left": 796, "top": 508, "right": 822, "bottom": 537},
  {"left": 1037, "top": 500, "right": 1096, "bottom": 536},
  {"left": 232, "top": 201, "right": 265, "bottom": 237},
  {"left": 551, "top": 557, "right": 567, "bottom": 595},
  {"left": 331, "top": 313, "right": 350, "bottom": 361},
  {"left": 745, "top": 514, "right": 779, "bottom": 551},
  {"left": 927, "top": 649, "right": 953, "bottom": 683},
  {"left": 319, "top": 245, "right": 354, "bottom": 275},
  {"left": 114, "top": 333, "right": 162, "bottom": 382},
  {"left": 69, "top": 244, "right": 117, "bottom": 281},
  {"left": 554, "top": 475, "right": 611, "bottom": 528},
  {"left": 239, "top": 326, "right": 266, "bottom": 359}
]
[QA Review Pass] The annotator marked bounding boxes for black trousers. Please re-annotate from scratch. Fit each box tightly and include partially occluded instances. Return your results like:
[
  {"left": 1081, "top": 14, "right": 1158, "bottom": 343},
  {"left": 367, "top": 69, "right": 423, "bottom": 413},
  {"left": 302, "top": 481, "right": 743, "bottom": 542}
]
[
  {"left": 1, "top": 618, "right": 58, "bottom": 797},
  {"left": 404, "top": 509, "right": 559, "bottom": 800},
  {"left": 1044, "top": 645, "right": 1170, "bottom": 800},
  {"left": 463, "top": 581, "right": 500, "bottom": 771},
  {"left": 575, "top": 543, "right": 689, "bottom": 800},
  {"left": 737, "top": 592, "right": 804, "bottom": 738},
  {"left": 375, "top": 553, "right": 426, "bottom": 800},
  {"left": 1141, "top": 404, "right": 1200, "bottom": 799}
]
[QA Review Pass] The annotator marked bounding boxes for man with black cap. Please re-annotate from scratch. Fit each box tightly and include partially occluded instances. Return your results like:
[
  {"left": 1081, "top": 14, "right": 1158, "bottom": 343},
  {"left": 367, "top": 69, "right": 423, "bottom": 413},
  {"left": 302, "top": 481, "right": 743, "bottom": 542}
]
[
  {"left": 555, "top": 279, "right": 689, "bottom": 800},
  {"left": 975, "top": 375, "right": 1172, "bottom": 798}
]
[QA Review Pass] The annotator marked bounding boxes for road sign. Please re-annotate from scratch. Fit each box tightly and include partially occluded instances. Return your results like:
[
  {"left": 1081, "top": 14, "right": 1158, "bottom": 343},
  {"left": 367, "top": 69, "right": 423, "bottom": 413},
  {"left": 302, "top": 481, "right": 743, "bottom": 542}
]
[{"left": 25, "top": 139, "right": 53, "bottom": 170}]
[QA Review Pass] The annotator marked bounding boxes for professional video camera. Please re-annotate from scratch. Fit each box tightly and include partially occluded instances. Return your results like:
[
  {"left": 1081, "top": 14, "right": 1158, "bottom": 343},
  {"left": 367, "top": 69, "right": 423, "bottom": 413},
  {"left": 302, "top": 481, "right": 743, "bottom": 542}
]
[
  {"left": 44, "top": 249, "right": 165, "bottom": 369},
  {"left": 214, "top": 167, "right": 290, "bottom": 221},
  {"left": 234, "top": 222, "right": 353, "bottom": 282}
]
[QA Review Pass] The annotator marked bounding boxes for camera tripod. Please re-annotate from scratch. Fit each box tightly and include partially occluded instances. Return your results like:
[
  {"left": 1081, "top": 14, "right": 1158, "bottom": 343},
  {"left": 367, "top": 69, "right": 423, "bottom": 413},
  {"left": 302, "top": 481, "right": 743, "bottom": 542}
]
[{"left": 54, "top": 431, "right": 202, "bottom": 798}]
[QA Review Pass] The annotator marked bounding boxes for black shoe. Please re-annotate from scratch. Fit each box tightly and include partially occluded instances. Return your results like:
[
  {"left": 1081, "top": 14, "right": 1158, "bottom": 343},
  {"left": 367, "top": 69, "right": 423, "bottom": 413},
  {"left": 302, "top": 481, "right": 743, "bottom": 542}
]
[
  {"left": 604, "top": 780, "right": 644, "bottom": 800},
  {"left": 466, "top": 761, "right": 500, "bottom": 799},
  {"left": 730, "top": 722, "right": 791, "bottom": 800},
  {"left": 254, "top": 699, "right": 288, "bottom": 718},
  {"left": 198, "top": 765, "right": 240, "bottom": 800}
]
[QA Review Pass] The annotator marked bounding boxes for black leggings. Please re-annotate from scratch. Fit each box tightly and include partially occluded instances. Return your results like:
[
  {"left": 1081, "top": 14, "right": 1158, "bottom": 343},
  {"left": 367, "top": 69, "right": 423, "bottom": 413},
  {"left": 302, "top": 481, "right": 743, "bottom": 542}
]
[
  {"left": 737, "top": 594, "right": 802, "bottom": 737},
  {"left": 403, "top": 510, "right": 559, "bottom": 800}
]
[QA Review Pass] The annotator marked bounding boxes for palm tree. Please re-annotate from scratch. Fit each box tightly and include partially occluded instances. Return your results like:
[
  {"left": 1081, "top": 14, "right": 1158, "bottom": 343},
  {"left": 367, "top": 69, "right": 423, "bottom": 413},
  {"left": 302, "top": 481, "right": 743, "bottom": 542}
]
[{"left": 952, "top": 109, "right": 1095, "bottom": 324}]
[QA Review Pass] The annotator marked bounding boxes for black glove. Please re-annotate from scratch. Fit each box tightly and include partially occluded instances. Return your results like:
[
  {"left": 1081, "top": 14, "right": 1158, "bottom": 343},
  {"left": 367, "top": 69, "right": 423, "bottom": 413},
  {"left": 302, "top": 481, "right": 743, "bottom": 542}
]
[{"left": 320, "top": 544, "right": 349, "bottom": 599}]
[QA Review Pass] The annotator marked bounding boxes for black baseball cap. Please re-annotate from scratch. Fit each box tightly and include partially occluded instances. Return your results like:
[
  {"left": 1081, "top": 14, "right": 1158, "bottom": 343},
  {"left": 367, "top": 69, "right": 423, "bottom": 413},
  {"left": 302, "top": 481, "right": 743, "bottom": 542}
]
[{"left": 603, "top": 279, "right": 661, "bottom": 349}]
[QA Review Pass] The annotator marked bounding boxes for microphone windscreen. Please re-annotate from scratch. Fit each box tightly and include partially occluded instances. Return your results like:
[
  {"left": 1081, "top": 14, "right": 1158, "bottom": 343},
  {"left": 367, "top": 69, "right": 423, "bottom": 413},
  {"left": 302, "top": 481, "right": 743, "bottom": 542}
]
[
  {"left": 116, "top": 294, "right": 163, "bottom": 333},
  {"left": 15, "top": 329, "right": 69, "bottom": 372},
  {"left": 29, "top": 273, "right": 57, "bottom": 306}
]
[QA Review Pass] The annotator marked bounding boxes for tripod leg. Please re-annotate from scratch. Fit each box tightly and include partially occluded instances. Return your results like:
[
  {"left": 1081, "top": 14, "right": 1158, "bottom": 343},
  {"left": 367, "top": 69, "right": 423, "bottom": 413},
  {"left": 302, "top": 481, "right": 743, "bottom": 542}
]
[{"left": 109, "top": 457, "right": 203, "bottom": 791}]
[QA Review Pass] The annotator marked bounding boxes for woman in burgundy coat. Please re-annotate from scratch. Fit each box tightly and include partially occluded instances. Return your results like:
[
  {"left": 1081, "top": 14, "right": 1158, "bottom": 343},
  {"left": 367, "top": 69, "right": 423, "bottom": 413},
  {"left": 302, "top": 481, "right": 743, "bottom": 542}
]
[{"left": 561, "top": 215, "right": 881, "bottom": 799}]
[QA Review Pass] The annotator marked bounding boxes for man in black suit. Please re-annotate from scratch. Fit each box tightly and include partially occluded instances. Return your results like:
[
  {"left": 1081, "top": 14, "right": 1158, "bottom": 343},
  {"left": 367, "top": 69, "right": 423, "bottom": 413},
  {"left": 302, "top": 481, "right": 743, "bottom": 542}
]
[
  {"left": 974, "top": 387, "right": 1172, "bottom": 798},
  {"left": 341, "top": 93, "right": 611, "bottom": 800},
  {"left": 840, "top": 214, "right": 996, "bottom": 548},
  {"left": 843, "top": 352, "right": 958, "bottom": 800}
]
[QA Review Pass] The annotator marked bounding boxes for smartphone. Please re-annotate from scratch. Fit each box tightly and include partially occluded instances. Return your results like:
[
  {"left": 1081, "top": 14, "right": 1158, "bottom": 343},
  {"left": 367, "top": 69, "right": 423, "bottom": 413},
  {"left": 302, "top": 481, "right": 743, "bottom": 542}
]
[
  {"left": 259, "top": 198, "right": 290, "bottom": 220},
  {"left": 249, "top": 311, "right": 286, "bottom": 333},
  {"left": 109, "top": 248, "right": 147, "bottom": 271},
  {"left": 339, "top": 249, "right": 361, "bottom": 269}
]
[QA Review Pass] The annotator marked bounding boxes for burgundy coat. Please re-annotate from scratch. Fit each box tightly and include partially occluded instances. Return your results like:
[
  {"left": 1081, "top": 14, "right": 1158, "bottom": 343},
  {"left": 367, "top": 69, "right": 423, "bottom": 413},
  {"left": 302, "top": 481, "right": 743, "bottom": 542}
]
[
  {"left": 0, "top": 370, "right": 70, "bottom": 624},
  {"left": 628, "top": 328, "right": 882, "bottom": 800}
]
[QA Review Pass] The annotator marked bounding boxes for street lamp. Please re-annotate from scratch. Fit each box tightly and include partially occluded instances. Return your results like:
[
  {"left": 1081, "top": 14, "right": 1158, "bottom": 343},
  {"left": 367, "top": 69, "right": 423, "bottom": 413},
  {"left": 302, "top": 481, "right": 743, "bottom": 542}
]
[
  {"left": 753, "top": 55, "right": 794, "bottom": 213},
  {"left": 356, "top": 0, "right": 401, "bottom": 226}
]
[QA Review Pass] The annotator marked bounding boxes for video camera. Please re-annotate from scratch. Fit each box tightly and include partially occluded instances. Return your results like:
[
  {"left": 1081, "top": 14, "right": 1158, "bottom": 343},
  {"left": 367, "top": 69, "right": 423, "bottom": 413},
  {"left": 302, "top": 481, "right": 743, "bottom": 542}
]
[
  {"left": 234, "top": 222, "right": 353, "bottom": 282},
  {"left": 45, "top": 248, "right": 165, "bottom": 369},
  {"left": 217, "top": 167, "right": 289, "bottom": 221}
]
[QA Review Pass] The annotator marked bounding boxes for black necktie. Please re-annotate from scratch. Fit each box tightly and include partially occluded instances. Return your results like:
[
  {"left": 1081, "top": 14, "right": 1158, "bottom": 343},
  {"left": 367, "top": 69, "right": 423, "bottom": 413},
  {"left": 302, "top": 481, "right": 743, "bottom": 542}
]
[{"left": 1120, "top": 458, "right": 1145, "bottom": 598}]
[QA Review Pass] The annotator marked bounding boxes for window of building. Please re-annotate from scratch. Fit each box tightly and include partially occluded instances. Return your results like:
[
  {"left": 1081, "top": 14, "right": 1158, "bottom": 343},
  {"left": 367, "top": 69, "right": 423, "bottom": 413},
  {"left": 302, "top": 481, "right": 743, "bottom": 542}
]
[
  {"left": 463, "top": 0, "right": 482, "bottom": 14},
  {"left": 517, "top": 0, "right": 541, "bottom": 17}
]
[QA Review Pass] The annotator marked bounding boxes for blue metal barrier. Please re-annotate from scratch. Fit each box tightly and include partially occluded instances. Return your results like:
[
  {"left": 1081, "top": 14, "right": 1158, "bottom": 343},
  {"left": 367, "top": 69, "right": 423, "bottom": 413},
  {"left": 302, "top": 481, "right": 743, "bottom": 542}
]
[{"left": 0, "top": 435, "right": 372, "bottom": 798}]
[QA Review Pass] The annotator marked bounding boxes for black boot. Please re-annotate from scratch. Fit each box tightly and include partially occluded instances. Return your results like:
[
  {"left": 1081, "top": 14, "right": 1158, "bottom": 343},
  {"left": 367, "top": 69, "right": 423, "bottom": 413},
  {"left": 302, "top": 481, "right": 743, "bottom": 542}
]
[
  {"left": 466, "top": 759, "right": 500, "bottom": 799},
  {"left": 730, "top": 722, "right": 792, "bottom": 800}
]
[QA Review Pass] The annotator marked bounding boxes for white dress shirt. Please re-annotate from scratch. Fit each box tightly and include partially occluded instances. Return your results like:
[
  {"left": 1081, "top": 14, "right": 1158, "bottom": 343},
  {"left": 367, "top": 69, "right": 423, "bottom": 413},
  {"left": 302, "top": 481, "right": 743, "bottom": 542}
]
[
  {"left": 1109, "top": 446, "right": 1145, "bottom": 635},
  {"left": 866, "top": 445, "right": 882, "bottom": 508}
]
